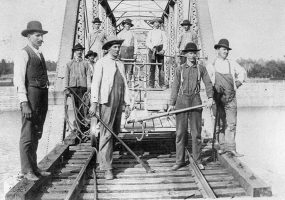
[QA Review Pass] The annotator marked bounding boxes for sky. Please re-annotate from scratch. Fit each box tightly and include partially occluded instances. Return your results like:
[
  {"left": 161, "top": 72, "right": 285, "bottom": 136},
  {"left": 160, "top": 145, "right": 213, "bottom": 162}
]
[{"left": 0, "top": 0, "right": 284, "bottom": 61}]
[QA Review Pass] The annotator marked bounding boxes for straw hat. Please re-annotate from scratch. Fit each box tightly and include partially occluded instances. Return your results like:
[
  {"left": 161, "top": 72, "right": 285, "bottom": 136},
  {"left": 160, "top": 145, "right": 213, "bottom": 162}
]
[{"left": 102, "top": 36, "right": 124, "bottom": 50}]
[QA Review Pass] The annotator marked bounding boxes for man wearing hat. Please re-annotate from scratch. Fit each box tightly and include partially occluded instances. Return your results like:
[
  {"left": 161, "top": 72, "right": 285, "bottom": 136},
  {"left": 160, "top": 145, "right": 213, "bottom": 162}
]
[
  {"left": 14, "top": 21, "right": 50, "bottom": 180},
  {"left": 89, "top": 36, "right": 131, "bottom": 180},
  {"left": 117, "top": 19, "right": 136, "bottom": 82},
  {"left": 177, "top": 19, "right": 198, "bottom": 64},
  {"left": 87, "top": 17, "right": 107, "bottom": 59},
  {"left": 64, "top": 43, "right": 91, "bottom": 133},
  {"left": 168, "top": 42, "right": 214, "bottom": 170},
  {"left": 85, "top": 50, "right": 98, "bottom": 81},
  {"left": 206, "top": 39, "right": 246, "bottom": 157},
  {"left": 146, "top": 18, "right": 168, "bottom": 88}
]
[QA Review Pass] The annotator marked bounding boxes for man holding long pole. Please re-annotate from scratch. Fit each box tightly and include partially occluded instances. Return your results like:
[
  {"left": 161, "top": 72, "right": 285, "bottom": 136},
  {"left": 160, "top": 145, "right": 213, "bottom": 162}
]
[
  {"left": 89, "top": 36, "right": 131, "bottom": 180},
  {"left": 168, "top": 42, "right": 213, "bottom": 170}
]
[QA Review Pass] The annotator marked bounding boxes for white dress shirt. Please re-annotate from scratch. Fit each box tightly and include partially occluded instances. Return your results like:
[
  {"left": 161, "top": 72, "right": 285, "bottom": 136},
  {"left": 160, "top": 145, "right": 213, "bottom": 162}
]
[
  {"left": 206, "top": 58, "right": 246, "bottom": 90},
  {"left": 117, "top": 29, "right": 135, "bottom": 47},
  {"left": 145, "top": 28, "right": 167, "bottom": 51},
  {"left": 13, "top": 43, "right": 44, "bottom": 103},
  {"left": 90, "top": 54, "right": 131, "bottom": 105}
]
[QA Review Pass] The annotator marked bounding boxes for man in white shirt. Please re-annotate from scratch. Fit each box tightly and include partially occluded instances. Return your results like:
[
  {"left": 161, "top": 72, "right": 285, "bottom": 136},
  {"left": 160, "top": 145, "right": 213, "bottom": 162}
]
[
  {"left": 177, "top": 19, "right": 198, "bottom": 64},
  {"left": 146, "top": 18, "right": 167, "bottom": 88},
  {"left": 14, "top": 21, "right": 51, "bottom": 181},
  {"left": 117, "top": 19, "right": 136, "bottom": 81},
  {"left": 89, "top": 36, "right": 131, "bottom": 180},
  {"left": 206, "top": 39, "right": 246, "bottom": 157},
  {"left": 87, "top": 18, "right": 107, "bottom": 59}
]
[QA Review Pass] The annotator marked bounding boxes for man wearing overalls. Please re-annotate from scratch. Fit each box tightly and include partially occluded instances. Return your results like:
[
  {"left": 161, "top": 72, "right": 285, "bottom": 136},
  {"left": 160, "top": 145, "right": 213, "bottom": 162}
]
[
  {"left": 206, "top": 39, "right": 246, "bottom": 157},
  {"left": 168, "top": 42, "right": 213, "bottom": 170}
]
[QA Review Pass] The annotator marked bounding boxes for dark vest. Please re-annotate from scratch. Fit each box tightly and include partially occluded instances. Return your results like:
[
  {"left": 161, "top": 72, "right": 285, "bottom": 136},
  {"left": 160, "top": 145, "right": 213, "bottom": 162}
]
[{"left": 23, "top": 45, "right": 49, "bottom": 88}]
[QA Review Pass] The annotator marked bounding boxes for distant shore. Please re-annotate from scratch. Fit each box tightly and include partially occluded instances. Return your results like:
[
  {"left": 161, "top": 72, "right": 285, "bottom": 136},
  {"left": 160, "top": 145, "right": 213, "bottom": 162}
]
[{"left": 1, "top": 79, "right": 285, "bottom": 111}]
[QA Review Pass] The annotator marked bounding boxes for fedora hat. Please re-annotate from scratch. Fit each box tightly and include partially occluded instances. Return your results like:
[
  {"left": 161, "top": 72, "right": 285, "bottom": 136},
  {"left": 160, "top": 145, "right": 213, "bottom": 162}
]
[
  {"left": 150, "top": 18, "right": 163, "bottom": 24},
  {"left": 214, "top": 39, "right": 232, "bottom": 50},
  {"left": 180, "top": 19, "right": 192, "bottom": 26},
  {"left": 85, "top": 50, "right": 97, "bottom": 58},
  {"left": 72, "top": 43, "right": 85, "bottom": 51},
  {"left": 102, "top": 36, "right": 124, "bottom": 50},
  {"left": 122, "top": 19, "right": 134, "bottom": 27},
  {"left": 182, "top": 42, "right": 200, "bottom": 52},
  {"left": 21, "top": 21, "right": 48, "bottom": 37},
  {"left": 92, "top": 17, "right": 102, "bottom": 24}
]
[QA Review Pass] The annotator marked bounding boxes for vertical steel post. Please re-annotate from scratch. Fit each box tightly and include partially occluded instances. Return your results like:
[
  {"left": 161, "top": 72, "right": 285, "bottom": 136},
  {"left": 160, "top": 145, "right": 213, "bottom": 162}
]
[
  {"left": 169, "top": 4, "right": 176, "bottom": 87},
  {"left": 75, "top": 0, "right": 85, "bottom": 47},
  {"left": 92, "top": 0, "right": 99, "bottom": 30}
]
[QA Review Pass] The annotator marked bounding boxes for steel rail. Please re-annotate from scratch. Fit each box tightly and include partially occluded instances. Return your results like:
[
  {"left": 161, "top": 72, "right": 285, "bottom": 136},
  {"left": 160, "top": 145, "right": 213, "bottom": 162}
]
[
  {"left": 64, "top": 148, "right": 96, "bottom": 200},
  {"left": 185, "top": 148, "right": 217, "bottom": 198}
]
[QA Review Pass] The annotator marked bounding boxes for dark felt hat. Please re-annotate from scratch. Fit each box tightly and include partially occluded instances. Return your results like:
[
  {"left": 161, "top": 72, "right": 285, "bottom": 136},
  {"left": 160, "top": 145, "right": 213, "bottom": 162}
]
[
  {"left": 182, "top": 42, "right": 200, "bottom": 52},
  {"left": 85, "top": 50, "right": 97, "bottom": 58},
  {"left": 21, "top": 21, "right": 48, "bottom": 37},
  {"left": 214, "top": 39, "right": 232, "bottom": 50},
  {"left": 150, "top": 18, "right": 163, "bottom": 24},
  {"left": 72, "top": 43, "right": 85, "bottom": 51},
  {"left": 92, "top": 17, "right": 102, "bottom": 24},
  {"left": 102, "top": 36, "right": 124, "bottom": 50},
  {"left": 122, "top": 19, "right": 134, "bottom": 27},
  {"left": 180, "top": 19, "right": 192, "bottom": 26}
]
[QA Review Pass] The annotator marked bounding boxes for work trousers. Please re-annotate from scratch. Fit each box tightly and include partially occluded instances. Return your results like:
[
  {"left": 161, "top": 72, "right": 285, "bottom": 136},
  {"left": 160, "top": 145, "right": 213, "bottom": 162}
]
[
  {"left": 148, "top": 49, "right": 164, "bottom": 87},
  {"left": 175, "top": 94, "right": 202, "bottom": 164},
  {"left": 215, "top": 96, "right": 237, "bottom": 151},
  {"left": 120, "top": 46, "right": 135, "bottom": 82},
  {"left": 98, "top": 70, "right": 124, "bottom": 170},
  {"left": 70, "top": 87, "right": 87, "bottom": 131},
  {"left": 20, "top": 86, "right": 48, "bottom": 174}
]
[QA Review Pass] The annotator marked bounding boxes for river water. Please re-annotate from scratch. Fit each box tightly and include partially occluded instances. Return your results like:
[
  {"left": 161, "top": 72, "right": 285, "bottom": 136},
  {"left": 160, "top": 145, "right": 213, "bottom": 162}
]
[{"left": 1, "top": 107, "right": 285, "bottom": 198}]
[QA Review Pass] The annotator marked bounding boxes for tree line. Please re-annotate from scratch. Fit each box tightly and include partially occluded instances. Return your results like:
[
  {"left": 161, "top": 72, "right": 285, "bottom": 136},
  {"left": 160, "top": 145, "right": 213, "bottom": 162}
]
[
  {"left": 237, "top": 58, "right": 285, "bottom": 79},
  {"left": 0, "top": 59, "right": 57, "bottom": 77},
  {"left": 1, "top": 58, "right": 285, "bottom": 79}
]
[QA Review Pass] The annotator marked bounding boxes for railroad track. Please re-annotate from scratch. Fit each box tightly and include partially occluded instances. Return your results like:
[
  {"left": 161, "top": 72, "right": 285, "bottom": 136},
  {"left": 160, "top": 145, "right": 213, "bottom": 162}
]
[{"left": 31, "top": 141, "right": 248, "bottom": 200}]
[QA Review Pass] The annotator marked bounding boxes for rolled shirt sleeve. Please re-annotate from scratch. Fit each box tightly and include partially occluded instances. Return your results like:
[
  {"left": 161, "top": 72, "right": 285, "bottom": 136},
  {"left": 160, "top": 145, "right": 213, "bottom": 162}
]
[
  {"left": 169, "top": 67, "right": 181, "bottom": 106},
  {"left": 64, "top": 63, "right": 70, "bottom": 89},
  {"left": 233, "top": 61, "right": 246, "bottom": 84},
  {"left": 90, "top": 60, "right": 103, "bottom": 103},
  {"left": 206, "top": 63, "right": 215, "bottom": 86},
  {"left": 200, "top": 66, "right": 213, "bottom": 98},
  {"left": 145, "top": 30, "right": 152, "bottom": 50},
  {"left": 13, "top": 50, "right": 29, "bottom": 103}
]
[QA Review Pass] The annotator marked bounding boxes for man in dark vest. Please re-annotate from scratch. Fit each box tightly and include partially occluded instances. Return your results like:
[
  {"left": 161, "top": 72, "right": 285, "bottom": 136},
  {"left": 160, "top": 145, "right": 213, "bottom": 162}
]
[{"left": 14, "top": 21, "right": 51, "bottom": 180}]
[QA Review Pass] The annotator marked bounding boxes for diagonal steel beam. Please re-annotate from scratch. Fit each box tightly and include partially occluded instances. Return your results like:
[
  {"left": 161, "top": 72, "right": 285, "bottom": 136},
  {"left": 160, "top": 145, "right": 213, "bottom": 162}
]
[{"left": 111, "top": 0, "right": 124, "bottom": 12}]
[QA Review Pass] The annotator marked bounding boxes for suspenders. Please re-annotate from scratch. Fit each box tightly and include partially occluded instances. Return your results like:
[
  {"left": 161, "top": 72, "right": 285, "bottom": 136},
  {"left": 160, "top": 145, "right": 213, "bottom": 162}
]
[{"left": 178, "top": 64, "right": 201, "bottom": 95}]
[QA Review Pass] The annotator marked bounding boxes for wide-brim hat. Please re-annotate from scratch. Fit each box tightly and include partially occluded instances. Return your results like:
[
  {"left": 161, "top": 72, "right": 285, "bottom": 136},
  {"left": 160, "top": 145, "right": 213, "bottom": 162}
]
[
  {"left": 102, "top": 36, "right": 124, "bottom": 50},
  {"left": 180, "top": 19, "right": 192, "bottom": 26},
  {"left": 214, "top": 39, "right": 232, "bottom": 50},
  {"left": 92, "top": 17, "right": 102, "bottom": 24},
  {"left": 122, "top": 19, "right": 134, "bottom": 27},
  {"left": 72, "top": 43, "right": 85, "bottom": 51},
  {"left": 85, "top": 50, "right": 97, "bottom": 58},
  {"left": 21, "top": 21, "right": 48, "bottom": 37},
  {"left": 182, "top": 42, "right": 200, "bottom": 52},
  {"left": 150, "top": 18, "right": 163, "bottom": 24}
]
